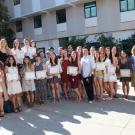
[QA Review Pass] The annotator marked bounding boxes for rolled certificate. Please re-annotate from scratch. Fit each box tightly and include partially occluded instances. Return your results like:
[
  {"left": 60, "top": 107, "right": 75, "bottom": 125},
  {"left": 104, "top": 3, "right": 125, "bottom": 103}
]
[
  {"left": 25, "top": 72, "right": 36, "bottom": 80},
  {"left": 67, "top": 66, "right": 78, "bottom": 75},
  {"left": 50, "top": 66, "right": 59, "bottom": 74},
  {"left": 96, "top": 62, "right": 105, "bottom": 71},
  {"left": 36, "top": 70, "right": 47, "bottom": 78},
  {"left": 120, "top": 69, "right": 130, "bottom": 77},
  {"left": 6, "top": 73, "right": 19, "bottom": 81}
]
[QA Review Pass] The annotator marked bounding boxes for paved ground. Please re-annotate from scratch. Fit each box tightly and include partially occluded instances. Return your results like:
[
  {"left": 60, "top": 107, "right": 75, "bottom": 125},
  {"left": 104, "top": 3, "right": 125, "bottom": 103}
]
[{"left": 0, "top": 83, "right": 135, "bottom": 135}]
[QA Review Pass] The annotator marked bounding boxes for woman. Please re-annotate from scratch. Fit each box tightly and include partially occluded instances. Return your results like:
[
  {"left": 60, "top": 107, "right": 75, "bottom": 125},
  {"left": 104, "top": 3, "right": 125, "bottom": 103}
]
[
  {"left": 5, "top": 55, "right": 22, "bottom": 112},
  {"left": 0, "top": 38, "right": 11, "bottom": 64},
  {"left": 111, "top": 46, "right": 119, "bottom": 97},
  {"left": 104, "top": 47, "right": 112, "bottom": 95},
  {"left": 0, "top": 63, "right": 5, "bottom": 117},
  {"left": 11, "top": 39, "right": 24, "bottom": 65},
  {"left": 69, "top": 51, "right": 81, "bottom": 102},
  {"left": 94, "top": 51, "right": 105, "bottom": 100},
  {"left": 61, "top": 50, "right": 71, "bottom": 99},
  {"left": 34, "top": 55, "right": 47, "bottom": 104},
  {"left": 131, "top": 45, "right": 135, "bottom": 96},
  {"left": 47, "top": 52, "right": 62, "bottom": 103},
  {"left": 119, "top": 50, "right": 132, "bottom": 99},
  {"left": 108, "top": 57, "right": 118, "bottom": 100},
  {"left": 22, "top": 56, "right": 36, "bottom": 107}
]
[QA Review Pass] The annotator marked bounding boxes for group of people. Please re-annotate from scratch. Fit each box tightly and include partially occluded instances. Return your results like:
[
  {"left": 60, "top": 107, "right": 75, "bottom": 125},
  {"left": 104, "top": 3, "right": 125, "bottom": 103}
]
[{"left": 0, "top": 37, "right": 135, "bottom": 117}]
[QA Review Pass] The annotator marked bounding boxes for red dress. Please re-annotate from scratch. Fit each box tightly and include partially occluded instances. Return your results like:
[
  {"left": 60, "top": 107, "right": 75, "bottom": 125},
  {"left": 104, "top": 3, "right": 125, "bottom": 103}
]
[{"left": 61, "top": 59, "right": 71, "bottom": 84}]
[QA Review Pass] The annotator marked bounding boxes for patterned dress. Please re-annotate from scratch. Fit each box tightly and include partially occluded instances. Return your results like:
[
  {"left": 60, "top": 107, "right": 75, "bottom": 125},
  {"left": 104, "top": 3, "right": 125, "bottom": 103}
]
[
  {"left": 22, "top": 66, "right": 36, "bottom": 92},
  {"left": 34, "top": 63, "right": 47, "bottom": 100}
]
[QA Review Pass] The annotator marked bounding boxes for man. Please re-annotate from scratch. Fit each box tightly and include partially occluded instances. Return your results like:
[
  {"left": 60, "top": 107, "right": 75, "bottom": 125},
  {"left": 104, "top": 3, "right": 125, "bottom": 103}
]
[
  {"left": 81, "top": 47, "right": 95, "bottom": 103},
  {"left": 57, "top": 47, "right": 63, "bottom": 59}
]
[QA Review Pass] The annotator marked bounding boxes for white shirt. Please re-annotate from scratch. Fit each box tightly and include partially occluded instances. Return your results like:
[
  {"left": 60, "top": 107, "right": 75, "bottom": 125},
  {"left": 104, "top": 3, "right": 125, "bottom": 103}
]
[
  {"left": 81, "top": 55, "right": 95, "bottom": 78},
  {"left": 21, "top": 46, "right": 36, "bottom": 59}
]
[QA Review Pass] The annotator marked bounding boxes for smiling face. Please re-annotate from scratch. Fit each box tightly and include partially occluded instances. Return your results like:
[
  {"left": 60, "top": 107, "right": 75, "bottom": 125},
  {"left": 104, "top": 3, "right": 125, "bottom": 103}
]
[
  {"left": 0, "top": 39, "right": 7, "bottom": 49},
  {"left": 9, "top": 56, "right": 14, "bottom": 65},
  {"left": 106, "top": 48, "right": 110, "bottom": 57},
  {"left": 24, "top": 57, "right": 30, "bottom": 64},
  {"left": 71, "top": 51, "right": 77, "bottom": 60},
  {"left": 50, "top": 52, "right": 56, "bottom": 61},
  {"left": 14, "top": 39, "right": 20, "bottom": 49},
  {"left": 24, "top": 39, "right": 30, "bottom": 46},
  {"left": 121, "top": 51, "right": 127, "bottom": 58}
]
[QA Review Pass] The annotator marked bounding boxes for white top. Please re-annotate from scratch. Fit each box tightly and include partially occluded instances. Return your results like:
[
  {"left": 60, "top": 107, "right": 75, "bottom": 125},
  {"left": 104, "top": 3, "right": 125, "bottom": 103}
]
[
  {"left": 81, "top": 55, "right": 95, "bottom": 78},
  {"left": 11, "top": 48, "right": 25, "bottom": 64},
  {"left": 21, "top": 46, "right": 36, "bottom": 59},
  {"left": 108, "top": 64, "right": 116, "bottom": 75}
]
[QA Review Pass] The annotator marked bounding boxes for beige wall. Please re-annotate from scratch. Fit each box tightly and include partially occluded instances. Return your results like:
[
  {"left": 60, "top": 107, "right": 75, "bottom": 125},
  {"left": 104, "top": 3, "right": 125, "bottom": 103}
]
[{"left": 5, "top": 0, "right": 135, "bottom": 44}]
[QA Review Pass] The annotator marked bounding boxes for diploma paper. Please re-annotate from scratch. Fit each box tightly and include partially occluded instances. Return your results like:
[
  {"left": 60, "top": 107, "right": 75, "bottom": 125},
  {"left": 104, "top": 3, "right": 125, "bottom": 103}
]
[
  {"left": 67, "top": 66, "right": 78, "bottom": 75},
  {"left": 6, "top": 73, "right": 19, "bottom": 81},
  {"left": 50, "top": 66, "right": 59, "bottom": 74},
  {"left": 96, "top": 62, "right": 105, "bottom": 71},
  {"left": 16, "top": 50, "right": 25, "bottom": 59},
  {"left": 36, "top": 70, "right": 47, "bottom": 78},
  {"left": 120, "top": 69, "right": 130, "bottom": 77},
  {"left": 25, "top": 72, "right": 36, "bottom": 80}
]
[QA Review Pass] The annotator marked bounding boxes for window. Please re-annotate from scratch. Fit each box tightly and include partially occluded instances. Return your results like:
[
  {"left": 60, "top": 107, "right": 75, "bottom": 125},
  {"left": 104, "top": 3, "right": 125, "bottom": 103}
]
[
  {"left": 84, "top": 1, "right": 97, "bottom": 18},
  {"left": 16, "top": 21, "right": 22, "bottom": 32},
  {"left": 120, "top": 0, "right": 135, "bottom": 12},
  {"left": 13, "top": 0, "right": 20, "bottom": 5},
  {"left": 56, "top": 9, "right": 66, "bottom": 24},
  {"left": 34, "top": 15, "right": 42, "bottom": 29},
  {"left": 59, "top": 37, "right": 69, "bottom": 47}
]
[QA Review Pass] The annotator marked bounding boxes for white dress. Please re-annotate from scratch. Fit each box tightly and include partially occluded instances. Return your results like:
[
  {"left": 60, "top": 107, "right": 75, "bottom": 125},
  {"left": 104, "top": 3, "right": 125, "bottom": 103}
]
[
  {"left": 108, "top": 64, "right": 117, "bottom": 82},
  {"left": 7, "top": 67, "right": 22, "bottom": 95},
  {"left": 104, "top": 58, "right": 111, "bottom": 82},
  {"left": 22, "top": 67, "right": 36, "bottom": 92}
]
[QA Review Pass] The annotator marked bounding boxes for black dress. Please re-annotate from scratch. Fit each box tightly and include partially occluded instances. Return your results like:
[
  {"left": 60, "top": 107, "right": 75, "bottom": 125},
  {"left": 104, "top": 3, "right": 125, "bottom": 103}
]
[
  {"left": 0, "top": 51, "right": 8, "bottom": 64},
  {"left": 119, "top": 58, "right": 132, "bottom": 82}
]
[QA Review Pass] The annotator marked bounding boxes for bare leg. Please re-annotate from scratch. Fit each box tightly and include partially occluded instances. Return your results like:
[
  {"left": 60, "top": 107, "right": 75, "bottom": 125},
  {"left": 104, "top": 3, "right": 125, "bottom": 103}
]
[{"left": 0, "top": 93, "right": 4, "bottom": 116}]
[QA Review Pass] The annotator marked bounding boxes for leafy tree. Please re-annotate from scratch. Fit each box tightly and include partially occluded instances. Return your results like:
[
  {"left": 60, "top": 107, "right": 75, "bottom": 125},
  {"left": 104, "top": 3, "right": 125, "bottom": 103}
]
[
  {"left": 62, "top": 36, "right": 88, "bottom": 50},
  {"left": 120, "top": 33, "right": 135, "bottom": 55},
  {"left": 0, "top": 0, "right": 14, "bottom": 47},
  {"left": 97, "top": 33, "right": 117, "bottom": 48}
]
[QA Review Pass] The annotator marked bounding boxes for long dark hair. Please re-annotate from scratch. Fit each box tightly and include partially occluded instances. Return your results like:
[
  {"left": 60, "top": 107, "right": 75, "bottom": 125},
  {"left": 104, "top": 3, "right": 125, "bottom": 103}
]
[
  {"left": 6, "top": 55, "right": 17, "bottom": 67},
  {"left": 50, "top": 52, "right": 58, "bottom": 66},
  {"left": 71, "top": 51, "right": 78, "bottom": 64},
  {"left": 105, "top": 47, "right": 113, "bottom": 62}
]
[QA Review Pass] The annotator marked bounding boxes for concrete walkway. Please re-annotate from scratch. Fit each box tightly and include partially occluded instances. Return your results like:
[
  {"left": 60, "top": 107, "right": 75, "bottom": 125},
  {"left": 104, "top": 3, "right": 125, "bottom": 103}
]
[{"left": 0, "top": 85, "right": 135, "bottom": 135}]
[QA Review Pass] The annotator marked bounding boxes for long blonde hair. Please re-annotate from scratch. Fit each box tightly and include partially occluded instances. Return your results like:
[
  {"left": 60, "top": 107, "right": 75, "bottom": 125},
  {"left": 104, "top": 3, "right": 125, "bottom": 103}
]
[
  {"left": 0, "top": 38, "right": 11, "bottom": 54},
  {"left": 131, "top": 45, "right": 135, "bottom": 56}
]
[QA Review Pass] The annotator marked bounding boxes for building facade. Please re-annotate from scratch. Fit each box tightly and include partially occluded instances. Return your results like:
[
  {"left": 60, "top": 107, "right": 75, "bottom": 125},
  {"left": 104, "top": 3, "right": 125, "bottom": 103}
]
[{"left": 4, "top": 0, "right": 135, "bottom": 51}]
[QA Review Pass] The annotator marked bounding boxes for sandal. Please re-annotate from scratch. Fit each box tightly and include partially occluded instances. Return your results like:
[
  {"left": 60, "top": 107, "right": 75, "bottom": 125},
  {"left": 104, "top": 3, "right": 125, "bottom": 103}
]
[
  {"left": 14, "top": 108, "right": 18, "bottom": 113},
  {"left": 18, "top": 106, "right": 22, "bottom": 112}
]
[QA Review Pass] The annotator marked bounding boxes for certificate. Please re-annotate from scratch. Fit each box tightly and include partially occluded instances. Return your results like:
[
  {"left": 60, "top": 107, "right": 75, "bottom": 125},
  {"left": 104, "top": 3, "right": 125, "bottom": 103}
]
[
  {"left": 67, "top": 66, "right": 78, "bottom": 75},
  {"left": 96, "top": 62, "right": 105, "bottom": 71},
  {"left": 6, "top": 73, "right": 19, "bottom": 81},
  {"left": 25, "top": 72, "right": 36, "bottom": 80},
  {"left": 50, "top": 66, "right": 59, "bottom": 74},
  {"left": 36, "top": 70, "right": 47, "bottom": 78},
  {"left": 120, "top": 69, "right": 130, "bottom": 77},
  {"left": 16, "top": 50, "right": 25, "bottom": 59}
]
